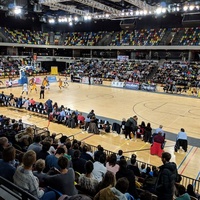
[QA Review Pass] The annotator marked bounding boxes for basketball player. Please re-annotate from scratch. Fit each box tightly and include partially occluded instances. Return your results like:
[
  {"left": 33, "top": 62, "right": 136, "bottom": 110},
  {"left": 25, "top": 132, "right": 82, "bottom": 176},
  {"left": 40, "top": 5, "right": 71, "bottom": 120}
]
[
  {"left": 58, "top": 78, "right": 63, "bottom": 89},
  {"left": 30, "top": 76, "right": 37, "bottom": 93},
  {"left": 21, "top": 83, "right": 28, "bottom": 95},
  {"left": 46, "top": 80, "right": 50, "bottom": 90},
  {"left": 63, "top": 76, "right": 69, "bottom": 87},
  {"left": 42, "top": 76, "right": 48, "bottom": 88}
]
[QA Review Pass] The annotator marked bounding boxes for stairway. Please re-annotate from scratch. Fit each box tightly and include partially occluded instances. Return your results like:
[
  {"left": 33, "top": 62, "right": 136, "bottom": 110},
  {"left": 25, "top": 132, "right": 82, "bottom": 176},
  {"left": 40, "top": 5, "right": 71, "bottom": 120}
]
[
  {"left": 59, "top": 33, "right": 67, "bottom": 45},
  {"left": 0, "top": 27, "right": 10, "bottom": 42},
  {"left": 97, "top": 32, "right": 114, "bottom": 46},
  {"left": 171, "top": 29, "right": 184, "bottom": 45},
  {"left": 49, "top": 32, "right": 55, "bottom": 45},
  {"left": 159, "top": 29, "right": 172, "bottom": 45}
]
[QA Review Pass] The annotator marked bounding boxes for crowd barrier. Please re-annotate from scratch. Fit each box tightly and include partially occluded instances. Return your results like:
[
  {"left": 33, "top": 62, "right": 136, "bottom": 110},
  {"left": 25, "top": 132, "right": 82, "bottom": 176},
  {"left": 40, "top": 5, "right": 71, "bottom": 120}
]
[
  {"left": 0, "top": 176, "right": 38, "bottom": 200},
  {"left": 89, "top": 143, "right": 200, "bottom": 194}
]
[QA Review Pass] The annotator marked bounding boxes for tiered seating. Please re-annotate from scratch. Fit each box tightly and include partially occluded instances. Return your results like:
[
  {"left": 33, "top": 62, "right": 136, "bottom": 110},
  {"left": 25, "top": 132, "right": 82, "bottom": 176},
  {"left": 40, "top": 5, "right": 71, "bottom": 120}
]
[
  {"left": 2, "top": 27, "right": 200, "bottom": 46},
  {"left": 4, "top": 27, "right": 49, "bottom": 45},
  {"left": 110, "top": 28, "right": 166, "bottom": 46},
  {"left": 64, "top": 32, "right": 89, "bottom": 46},
  {"left": 87, "top": 31, "right": 106, "bottom": 46},
  {"left": 180, "top": 27, "right": 200, "bottom": 46}
]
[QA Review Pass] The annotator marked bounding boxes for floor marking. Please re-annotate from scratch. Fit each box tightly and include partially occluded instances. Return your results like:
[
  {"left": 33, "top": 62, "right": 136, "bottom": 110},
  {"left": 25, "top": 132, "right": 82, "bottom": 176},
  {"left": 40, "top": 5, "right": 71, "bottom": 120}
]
[
  {"left": 72, "top": 131, "right": 82, "bottom": 136},
  {"left": 177, "top": 146, "right": 194, "bottom": 170},
  {"left": 80, "top": 134, "right": 95, "bottom": 141},
  {"left": 180, "top": 147, "right": 198, "bottom": 175}
]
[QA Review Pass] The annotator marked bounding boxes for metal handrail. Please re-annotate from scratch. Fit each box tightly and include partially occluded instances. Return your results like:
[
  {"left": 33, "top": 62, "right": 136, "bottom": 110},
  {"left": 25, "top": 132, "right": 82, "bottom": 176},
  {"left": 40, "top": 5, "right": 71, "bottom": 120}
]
[
  {"left": 88, "top": 143, "right": 200, "bottom": 193},
  {"left": 0, "top": 176, "right": 38, "bottom": 200}
]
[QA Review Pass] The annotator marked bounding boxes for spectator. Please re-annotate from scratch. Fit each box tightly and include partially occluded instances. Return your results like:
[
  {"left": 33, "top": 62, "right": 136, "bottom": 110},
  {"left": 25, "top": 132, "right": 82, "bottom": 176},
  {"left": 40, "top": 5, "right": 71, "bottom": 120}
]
[
  {"left": 37, "top": 141, "right": 51, "bottom": 160},
  {"left": 78, "top": 160, "right": 99, "bottom": 196},
  {"left": 127, "top": 155, "right": 141, "bottom": 177},
  {"left": 77, "top": 112, "right": 85, "bottom": 129},
  {"left": 175, "top": 128, "right": 188, "bottom": 152},
  {"left": 186, "top": 184, "right": 197, "bottom": 198},
  {"left": 27, "top": 135, "right": 42, "bottom": 154},
  {"left": 97, "top": 171, "right": 115, "bottom": 192},
  {"left": 116, "top": 159, "right": 138, "bottom": 199},
  {"left": 80, "top": 145, "right": 94, "bottom": 162},
  {"left": 72, "top": 150, "right": 87, "bottom": 174},
  {"left": 94, "top": 177, "right": 129, "bottom": 200},
  {"left": 13, "top": 150, "right": 56, "bottom": 200},
  {"left": 45, "top": 147, "right": 65, "bottom": 172},
  {"left": 116, "top": 150, "right": 124, "bottom": 162},
  {"left": 155, "top": 152, "right": 178, "bottom": 200},
  {"left": 44, "top": 156, "right": 78, "bottom": 196},
  {"left": 92, "top": 153, "right": 107, "bottom": 182},
  {"left": 33, "top": 159, "right": 47, "bottom": 187},
  {"left": 155, "top": 125, "right": 165, "bottom": 136},
  {"left": 175, "top": 184, "right": 190, "bottom": 200},
  {"left": 0, "top": 137, "right": 10, "bottom": 158},
  {"left": 144, "top": 122, "right": 152, "bottom": 143},
  {"left": 106, "top": 153, "right": 119, "bottom": 175},
  {"left": 0, "top": 146, "right": 16, "bottom": 182}
]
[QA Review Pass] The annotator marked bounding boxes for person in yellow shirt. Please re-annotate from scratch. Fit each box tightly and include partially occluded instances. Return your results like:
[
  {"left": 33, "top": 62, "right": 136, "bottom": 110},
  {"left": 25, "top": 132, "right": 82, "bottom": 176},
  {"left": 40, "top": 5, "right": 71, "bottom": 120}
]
[
  {"left": 30, "top": 76, "right": 37, "bottom": 93},
  {"left": 58, "top": 78, "right": 63, "bottom": 89},
  {"left": 42, "top": 76, "right": 48, "bottom": 87}
]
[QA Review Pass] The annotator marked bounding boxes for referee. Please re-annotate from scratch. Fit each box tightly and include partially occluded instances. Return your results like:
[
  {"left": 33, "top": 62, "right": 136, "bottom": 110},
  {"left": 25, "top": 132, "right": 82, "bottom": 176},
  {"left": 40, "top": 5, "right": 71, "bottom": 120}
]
[{"left": 40, "top": 84, "right": 45, "bottom": 99}]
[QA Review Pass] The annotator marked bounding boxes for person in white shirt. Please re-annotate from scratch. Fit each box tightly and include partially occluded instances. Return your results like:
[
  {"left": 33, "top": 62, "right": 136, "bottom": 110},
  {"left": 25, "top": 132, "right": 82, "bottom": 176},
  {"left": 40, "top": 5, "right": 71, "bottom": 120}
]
[
  {"left": 22, "top": 83, "right": 28, "bottom": 95},
  {"left": 92, "top": 153, "right": 107, "bottom": 182},
  {"left": 175, "top": 128, "right": 188, "bottom": 152}
]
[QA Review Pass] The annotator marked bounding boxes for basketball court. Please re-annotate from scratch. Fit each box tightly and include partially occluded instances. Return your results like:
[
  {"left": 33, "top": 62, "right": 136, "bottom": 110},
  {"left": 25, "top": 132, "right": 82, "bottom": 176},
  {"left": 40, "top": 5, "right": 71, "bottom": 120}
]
[{"left": 1, "top": 77, "right": 200, "bottom": 180}]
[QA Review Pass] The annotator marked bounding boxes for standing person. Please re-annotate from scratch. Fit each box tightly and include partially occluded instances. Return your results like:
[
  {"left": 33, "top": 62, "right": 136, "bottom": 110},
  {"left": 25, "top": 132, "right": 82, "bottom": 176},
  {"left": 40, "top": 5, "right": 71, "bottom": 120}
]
[
  {"left": 58, "top": 78, "right": 63, "bottom": 89},
  {"left": 63, "top": 75, "right": 69, "bottom": 87},
  {"left": 45, "top": 99, "right": 53, "bottom": 118},
  {"left": 88, "top": 74, "right": 91, "bottom": 85},
  {"left": 45, "top": 80, "right": 50, "bottom": 90},
  {"left": 144, "top": 122, "right": 152, "bottom": 143},
  {"left": 155, "top": 152, "right": 178, "bottom": 200},
  {"left": 124, "top": 115, "right": 138, "bottom": 140},
  {"left": 21, "top": 83, "right": 28, "bottom": 95},
  {"left": 125, "top": 117, "right": 133, "bottom": 140},
  {"left": 30, "top": 77, "right": 37, "bottom": 93},
  {"left": 42, "top": 77, "right": 48, "bottom": 88},
  {"left": 40, "top": 84, "right": 45, "bottom": 99},
  {"left": 71, "top": 73, "right": 74, "bottom": 82},
  {"left": 175, "top": 128, "right": 188, "bottom": 152},
  {"left": 7, "top": 78, "right": 13, "bottom": 88}
]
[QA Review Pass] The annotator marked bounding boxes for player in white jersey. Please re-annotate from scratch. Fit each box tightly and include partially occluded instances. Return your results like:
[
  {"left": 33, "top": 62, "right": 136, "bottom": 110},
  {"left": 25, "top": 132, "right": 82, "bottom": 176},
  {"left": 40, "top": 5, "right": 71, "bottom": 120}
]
[
  {"left": 63, "top": 76, "right": 69, "bottom": 87},
  {"left": 45, "top": 80, "right": 50, "bottom": 90},
  {"left": 22, "top": 83, "right": 28, "bottom": 95}
]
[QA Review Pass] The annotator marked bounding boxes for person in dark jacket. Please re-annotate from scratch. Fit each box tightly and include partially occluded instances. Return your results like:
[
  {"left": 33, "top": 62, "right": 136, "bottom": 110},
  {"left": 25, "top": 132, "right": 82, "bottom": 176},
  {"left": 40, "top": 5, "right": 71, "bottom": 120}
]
[
  {"left": 155, "top": 152, "right": 178, "bottom": 200},
  {"left": 72, "top": 150, "right": 86, "bottom": 174},
  {"left": 80, "top": 145, "right": 94, "bottom": 162},
  {"left": 116, "top": 159, "right": 138, "bottom": 199}
]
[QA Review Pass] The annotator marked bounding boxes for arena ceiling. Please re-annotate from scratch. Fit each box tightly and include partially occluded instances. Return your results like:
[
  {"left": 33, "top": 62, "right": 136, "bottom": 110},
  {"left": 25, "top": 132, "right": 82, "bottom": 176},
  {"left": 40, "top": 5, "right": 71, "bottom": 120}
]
[{"left": 0, "top": 0, "right": 199, "bottom": 22}]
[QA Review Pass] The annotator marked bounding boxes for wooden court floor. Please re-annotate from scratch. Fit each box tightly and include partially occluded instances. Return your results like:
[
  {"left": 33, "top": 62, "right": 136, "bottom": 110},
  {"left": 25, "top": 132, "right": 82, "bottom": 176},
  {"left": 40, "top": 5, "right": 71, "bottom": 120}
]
[{"left": 0, "top": 77, "right": 200, "bottom": 180}]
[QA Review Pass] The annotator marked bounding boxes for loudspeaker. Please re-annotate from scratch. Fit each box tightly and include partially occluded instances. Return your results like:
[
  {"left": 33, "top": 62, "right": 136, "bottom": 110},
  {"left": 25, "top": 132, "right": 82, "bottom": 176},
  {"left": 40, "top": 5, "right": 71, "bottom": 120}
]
[
  {"left": 120, "top": 19, "right": 137, "bottom": 30},
  {"left": 182, "top": 13, "right": 200, "bottom": 26}
]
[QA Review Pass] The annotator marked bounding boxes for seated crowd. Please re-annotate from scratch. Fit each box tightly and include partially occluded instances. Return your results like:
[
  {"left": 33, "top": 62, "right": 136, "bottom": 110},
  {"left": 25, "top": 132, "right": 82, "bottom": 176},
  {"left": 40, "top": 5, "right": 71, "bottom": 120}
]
[
  {"left": 152, "top": 60, "right": 200, "bottom": 94},
  {"left": 1, "top": 55, "right": 200, "bottom": 97},
  {"left": 2, "top": 27, "right": 200, "bottom": 46},
  {"left": 0, "top": 124, "right": 199, "bottom": 200}
]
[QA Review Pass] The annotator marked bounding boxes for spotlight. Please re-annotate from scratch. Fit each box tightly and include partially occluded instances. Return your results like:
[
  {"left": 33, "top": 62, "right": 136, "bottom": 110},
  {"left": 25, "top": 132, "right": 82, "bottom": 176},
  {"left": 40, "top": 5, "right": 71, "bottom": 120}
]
[
  {"left": 189, "top": 5, "right": 194, "bottom": 10},
  {"left": 48, "top": 18, "right": 55, "bottom": 24},
  {"left": 183, "top": 5, "right": 188, "bottom": 11},
  {"left": 13, "top": 6, "right": 22, "bottom": 15}
]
